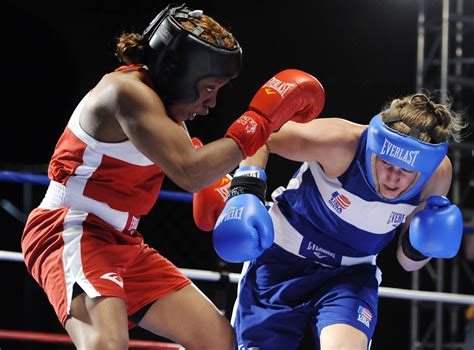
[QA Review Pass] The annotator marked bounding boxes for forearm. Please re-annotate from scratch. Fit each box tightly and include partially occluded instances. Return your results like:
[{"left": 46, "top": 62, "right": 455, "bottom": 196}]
[
  {"left": 239, "top": 144, "right": 270, "bottom": 169},
  {"left": 395, "top": 222, "right": 430, "bottom": 271},
  {"left": 176, "top": 138, "right": 243, "bottom": 192},
  {"left": 397, "top": 240, "right": 431, "bottom": 271}
]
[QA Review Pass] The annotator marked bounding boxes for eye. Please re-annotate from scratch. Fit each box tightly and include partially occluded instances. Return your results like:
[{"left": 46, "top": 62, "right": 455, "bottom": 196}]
[
  {"left": 206, "top": 86, "right": 214, "bottom": 93},
  {"left": 400, "top": 168, "right": 415, "bottom": 175},
  {"left": 381, "top": 159, "right": 414, "bottom": 174}
]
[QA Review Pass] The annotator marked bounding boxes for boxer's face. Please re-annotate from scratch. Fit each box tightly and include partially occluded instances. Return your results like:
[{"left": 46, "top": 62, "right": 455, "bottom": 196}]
[
  {"left": 374, "top": 157, "right": 418, "bottom": 199},
  {"left": 166, "top": 77, "right": 230, "bottom": 122}
]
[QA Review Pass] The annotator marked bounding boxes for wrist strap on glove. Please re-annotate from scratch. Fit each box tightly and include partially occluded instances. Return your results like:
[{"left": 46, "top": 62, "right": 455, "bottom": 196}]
[
  {"left": 228, "top": 166, "right": 267, "bottom": 203},
  {"left": 229, "top": 176, "right": 266, "bottom": 203},
  {"left": 402, "top": 232, "right": 428, "bottom": 261}
]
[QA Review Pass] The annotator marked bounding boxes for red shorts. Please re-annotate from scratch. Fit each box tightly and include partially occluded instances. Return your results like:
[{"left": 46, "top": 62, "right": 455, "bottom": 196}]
[{"left": 21, "top": 207, "right": 191, "bottom": 327}]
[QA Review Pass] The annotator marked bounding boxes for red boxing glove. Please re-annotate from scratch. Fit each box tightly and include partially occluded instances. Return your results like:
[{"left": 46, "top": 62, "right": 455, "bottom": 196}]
[
  {"left": 191, "top": 137, "right": 232, "bottom": 231},
  {"left": 248, "top": 69, "right": 325, "bottom": 131},
  {"left": 226, "top": 69, "right": 325, "bottom": 158},
  {"left": 193, "top": 174, "right": 232, "bottom": 231}
]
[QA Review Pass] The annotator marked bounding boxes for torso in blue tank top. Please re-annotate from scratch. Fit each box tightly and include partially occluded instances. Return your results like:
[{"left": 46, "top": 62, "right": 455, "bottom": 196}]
[{"left": 270, "top": 128, "right": 421, "bottom": 266}]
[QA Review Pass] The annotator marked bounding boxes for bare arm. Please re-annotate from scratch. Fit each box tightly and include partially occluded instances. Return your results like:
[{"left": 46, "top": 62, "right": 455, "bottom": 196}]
[
  {"left": 266, "top": 118, "right": 365, "bottom": 177},
  {"left": 239, "top": 145, "right": 270, "bottom": 169},
  {"left": 103, "top": 74, "right": 243, "bottom": 193},
  {"left": 396, "top": 156, "right": 453, "bottom": 271},
  {"left": 237, "top": 118, "right": 364, "bottom": 171}
]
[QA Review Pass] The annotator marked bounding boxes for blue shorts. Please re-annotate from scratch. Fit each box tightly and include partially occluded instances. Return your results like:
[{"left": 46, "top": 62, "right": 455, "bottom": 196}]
[{"left": 232, "top": 244, "right": 380, "bottom": 350}]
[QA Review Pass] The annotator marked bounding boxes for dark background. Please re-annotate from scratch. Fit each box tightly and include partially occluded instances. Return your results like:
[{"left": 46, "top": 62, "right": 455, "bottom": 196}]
[{"left": 1, "top": 0, "right": 473, "bottom": 349}]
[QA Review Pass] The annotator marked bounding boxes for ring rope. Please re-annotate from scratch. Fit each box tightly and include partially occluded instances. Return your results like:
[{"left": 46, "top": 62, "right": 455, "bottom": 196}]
[
  {"left": 2, "top": 170, "right": 474, "bottom": 232},
  {"left": 0, "top": 171, "right": 193, "bottom": 203},
  {"left": 2, "top": 250, "right": 473, "bottom": 305},
  {"left": 0, "top": 329, "right": 183, "bottom": 349}
]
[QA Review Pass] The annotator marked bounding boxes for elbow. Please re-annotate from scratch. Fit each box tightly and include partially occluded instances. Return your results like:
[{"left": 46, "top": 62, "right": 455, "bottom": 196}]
[
  {"left": 177, "top": 179, "right": 203, "bottom": 194},
  {"left": 163, "top": 147, "right": 221, "bottom": 193},
  {"left": 170, "top": 171, "right": 204, "bottom": 193},
  {"left": 168, "top": 159, "right": 207, "bottom": 193}
]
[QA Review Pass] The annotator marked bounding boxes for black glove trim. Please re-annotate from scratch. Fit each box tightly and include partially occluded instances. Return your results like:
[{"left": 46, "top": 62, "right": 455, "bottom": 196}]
[
  {"left": 228, "top": 176, "right": 266, "bottom": 203},
  {"left": 401, "top": 232, "right": 428, "bottom": 261}
]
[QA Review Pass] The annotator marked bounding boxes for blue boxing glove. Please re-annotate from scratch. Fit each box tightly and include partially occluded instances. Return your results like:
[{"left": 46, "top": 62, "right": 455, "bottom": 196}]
[
  {"left": 213, "top": 166, "right": 274, "bottom": 263},
  {"left": 404, "top": 196, "right": 463, "bottom": 259}
]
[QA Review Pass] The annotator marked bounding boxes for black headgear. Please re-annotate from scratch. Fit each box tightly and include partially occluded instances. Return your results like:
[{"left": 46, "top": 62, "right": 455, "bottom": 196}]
[{"left": 143, "top": 3, "right": 242, "bottom": 104}]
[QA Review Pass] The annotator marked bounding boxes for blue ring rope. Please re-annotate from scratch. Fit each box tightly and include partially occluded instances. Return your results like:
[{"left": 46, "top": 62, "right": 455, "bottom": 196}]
[
  {"left": 0, "top": 170, "right": 193, "bottom": 203},
  {"left": 2, "top": 170, "right": 474, "bottom": 233}
]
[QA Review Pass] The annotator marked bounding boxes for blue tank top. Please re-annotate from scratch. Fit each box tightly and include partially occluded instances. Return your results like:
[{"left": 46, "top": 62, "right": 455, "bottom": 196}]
[{"left": 270, "top": 128, "right": 420, "bottom": 267}]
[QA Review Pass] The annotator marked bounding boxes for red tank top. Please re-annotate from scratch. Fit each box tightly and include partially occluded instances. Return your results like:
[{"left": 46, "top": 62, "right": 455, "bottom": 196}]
[{"left": 47, "top": 65, "right": 164, "bottom": 219}]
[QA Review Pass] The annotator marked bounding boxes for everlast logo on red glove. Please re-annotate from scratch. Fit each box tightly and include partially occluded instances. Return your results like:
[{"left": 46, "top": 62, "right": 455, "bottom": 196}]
[
  {"left": 214, "top": 178, "right": 230, "bottom": 201},
  {"left": 193, "top": 174, "right": 233, "bottom": 232},
  {"left": 263, "top": 77, "right": 295, "bottom": 97}
]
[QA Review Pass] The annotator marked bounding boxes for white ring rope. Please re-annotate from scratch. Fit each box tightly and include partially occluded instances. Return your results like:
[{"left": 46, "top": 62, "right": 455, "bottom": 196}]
[{"left": 2, "top": 250, "right": 473, "bottom": 305}]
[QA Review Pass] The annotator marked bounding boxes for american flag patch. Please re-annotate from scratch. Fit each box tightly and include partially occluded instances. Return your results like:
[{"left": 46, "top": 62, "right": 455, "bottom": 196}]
[
  {"left": 357, "top": 306, "right": 372, "bottom": 328},
  {"left": 328, "top": 191, "right": 352, "bottom": 214},
  {"left": 335, "top": 193, "right": 351, "bottom": 209},
  {"left": 358, "top": 306, "right": 372, "bottom": 321}
]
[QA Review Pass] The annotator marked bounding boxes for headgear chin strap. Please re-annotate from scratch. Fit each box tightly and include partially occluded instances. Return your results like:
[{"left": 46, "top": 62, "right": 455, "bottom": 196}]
[
  {"left": 365, "top": 114, "right": 448, "bottom": 201},
  {"left": 143, "top": 3, "right": 242, "bottom": 104}
]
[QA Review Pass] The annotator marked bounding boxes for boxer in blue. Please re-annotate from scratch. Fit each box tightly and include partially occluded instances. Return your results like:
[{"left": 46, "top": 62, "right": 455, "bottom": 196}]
[{"left": 212, "top": 93, "right": 467, "bottom": 349}]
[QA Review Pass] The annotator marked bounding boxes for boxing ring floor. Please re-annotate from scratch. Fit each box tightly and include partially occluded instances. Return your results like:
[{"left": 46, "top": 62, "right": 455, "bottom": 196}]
[{"left": 1, "top": 170, "right": 474, "bottom": 349}]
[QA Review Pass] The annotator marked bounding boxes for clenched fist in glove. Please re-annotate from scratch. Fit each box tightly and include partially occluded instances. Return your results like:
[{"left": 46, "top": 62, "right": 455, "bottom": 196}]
[
  {"left": 402, "top": 196, "right": 463, "bottom": 260},
  {"left": 193, "top": 175, "right": 232, "bottom": 232},
  {"left": 191, "top": 137, "right": 232, "bottom": 231},
  {"left": 213, "top": 166, "right": 274, "bottom": 263},
  {"left": 226, "top": 69, "right": 325, "bottom": 158}
]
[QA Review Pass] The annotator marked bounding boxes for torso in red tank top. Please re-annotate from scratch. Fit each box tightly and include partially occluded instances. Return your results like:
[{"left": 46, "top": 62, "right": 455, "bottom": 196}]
[{"left": 48, "top": 65, "right": 164, "bottom": 218}]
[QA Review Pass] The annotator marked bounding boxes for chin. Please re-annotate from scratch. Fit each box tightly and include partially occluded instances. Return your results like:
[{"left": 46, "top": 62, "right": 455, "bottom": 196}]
[{"left": 381, "top": 190, "right": 400, "bottom": 200}]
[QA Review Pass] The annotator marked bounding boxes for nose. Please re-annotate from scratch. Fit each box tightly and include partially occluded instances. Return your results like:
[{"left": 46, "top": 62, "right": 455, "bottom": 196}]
[
  {"left": 386, "top": 168, "right": 401, "bottom": 184},
  {"left": 204, "top": 93, "right": 218, "bottom": 109}
]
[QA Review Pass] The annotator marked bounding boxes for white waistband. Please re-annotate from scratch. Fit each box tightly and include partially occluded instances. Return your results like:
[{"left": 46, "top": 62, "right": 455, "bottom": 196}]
[
  {"left": 269, "top": 204, "right": 377, "bottom": 267},
  {"left": 39, "top": 181, "right": 139, "bottom": 233}
]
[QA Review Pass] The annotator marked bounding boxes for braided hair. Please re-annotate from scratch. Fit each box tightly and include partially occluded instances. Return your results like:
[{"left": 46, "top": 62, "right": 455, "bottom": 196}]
[{"left": 380, "top": 93, "right": 468, "bottom": 144}]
